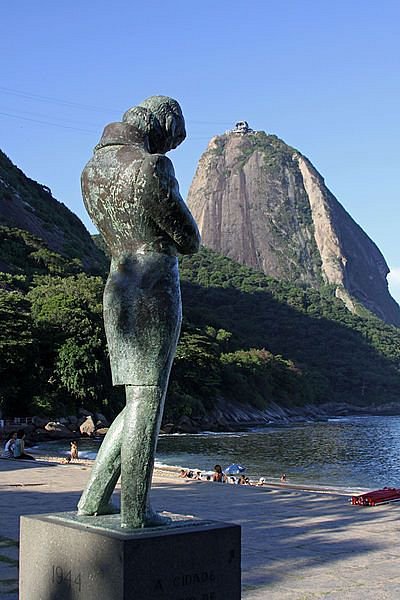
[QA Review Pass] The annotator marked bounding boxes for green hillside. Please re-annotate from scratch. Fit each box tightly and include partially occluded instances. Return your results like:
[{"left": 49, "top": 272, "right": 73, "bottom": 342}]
[
  {"left": 177, "top": 248, "right": 400, "bottom": 416},
  {"left": 1, "top": 228, "right": 399, "bottom": 422},
  {"left": 0, "top": 150, "right": 107, "bottom": 274}
]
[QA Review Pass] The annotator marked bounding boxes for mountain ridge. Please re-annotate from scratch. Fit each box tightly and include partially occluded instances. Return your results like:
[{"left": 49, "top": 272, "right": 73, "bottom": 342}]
[{"left": 187, "top": 129, "right": 400, "bottom": 326}]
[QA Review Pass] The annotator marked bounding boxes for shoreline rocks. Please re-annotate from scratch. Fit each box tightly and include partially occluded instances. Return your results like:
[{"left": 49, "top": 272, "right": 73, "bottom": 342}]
[
  {"left": 4, "top": 400, "right": 400, "bottom": 444},
  {"left": 160, "top": 400, "right": 400, "bottom": 434},
  {"left": 1, "top": 410, "right": 111, "bottom": 446}
]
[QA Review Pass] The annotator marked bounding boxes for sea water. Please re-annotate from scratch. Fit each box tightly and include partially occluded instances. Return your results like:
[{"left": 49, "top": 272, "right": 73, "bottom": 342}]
[{"left": 33, "top": 416, "right": 400, "bottom": 490}]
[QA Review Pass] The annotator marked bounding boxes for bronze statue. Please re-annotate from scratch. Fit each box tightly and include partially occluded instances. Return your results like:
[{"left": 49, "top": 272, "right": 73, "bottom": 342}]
[{"left": 78, "top": 96, "right": 200, "bottom": 528}]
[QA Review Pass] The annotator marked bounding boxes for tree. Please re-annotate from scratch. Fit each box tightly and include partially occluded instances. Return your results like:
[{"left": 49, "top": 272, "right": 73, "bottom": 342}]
[
  {"left": 0, "top": 277, "right": 34, "bottom": 415},
  {"left": 27, "top": 273, "right": 112, "bottom": 414}
]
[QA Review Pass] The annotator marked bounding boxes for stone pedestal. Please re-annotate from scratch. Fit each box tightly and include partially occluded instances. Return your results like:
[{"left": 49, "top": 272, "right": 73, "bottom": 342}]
[{"left": 19, "top": 512, "right": 241, "bottom": 599}]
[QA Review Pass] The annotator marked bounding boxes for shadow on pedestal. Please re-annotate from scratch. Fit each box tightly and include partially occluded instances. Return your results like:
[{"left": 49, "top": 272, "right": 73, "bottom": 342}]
[{"left": 20, "top": 512, "right": 241, "bottom": 600}]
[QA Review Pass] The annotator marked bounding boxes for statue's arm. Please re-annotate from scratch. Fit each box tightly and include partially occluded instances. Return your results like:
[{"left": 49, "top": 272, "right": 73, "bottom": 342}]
[{"left": 141, "top": 155, "right": 201, "bottom": 255}]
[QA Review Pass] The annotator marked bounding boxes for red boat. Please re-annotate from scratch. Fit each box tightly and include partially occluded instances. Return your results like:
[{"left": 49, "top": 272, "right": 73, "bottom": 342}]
[{"left": 351, "top": 487, "right": 400, "bottom": 506}]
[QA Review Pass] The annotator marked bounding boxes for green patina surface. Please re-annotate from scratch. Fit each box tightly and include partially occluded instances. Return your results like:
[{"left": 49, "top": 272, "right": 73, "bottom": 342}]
[{"left": 78, "top": 96, "right": 200, "bottom": 529}]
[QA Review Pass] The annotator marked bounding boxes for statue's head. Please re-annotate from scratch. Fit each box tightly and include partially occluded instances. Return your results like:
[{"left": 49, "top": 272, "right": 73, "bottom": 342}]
[{"left": 123, "top": 95, "right": 186, "bottom": 154}]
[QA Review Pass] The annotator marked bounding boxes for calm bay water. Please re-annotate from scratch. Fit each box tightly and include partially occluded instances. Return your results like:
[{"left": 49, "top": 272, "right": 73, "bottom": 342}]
[
  {"left": 156, "top": 416, "right": 400, "bottom": 489},
  {"left": 35, "top": 416, "right": 400, "bottom": 490}
]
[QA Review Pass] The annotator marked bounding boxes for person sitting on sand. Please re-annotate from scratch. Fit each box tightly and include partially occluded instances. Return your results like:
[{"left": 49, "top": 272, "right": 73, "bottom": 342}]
[
  {"left": 13, "top": 430, "right": 35, "bottom": 460},
  {"left": 238, "top": 475, "right": 252, "bottom": 485},
  {"left": 178, "top": 469, "right": 195, "bottom": 479},
  {"left": 2, "top": 431, "right": 17, "bottom": 458},
  {"left": 212, "top": 464, "right": 225, "bottom": 483},
  {"left": 256, "top": 477, "right": 266, "bottom": 487}
]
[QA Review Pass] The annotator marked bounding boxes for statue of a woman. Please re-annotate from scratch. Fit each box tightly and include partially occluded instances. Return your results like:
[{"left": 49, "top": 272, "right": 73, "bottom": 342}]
[{"left": 77, "top": 96, "right": 200, "bottom": 528}]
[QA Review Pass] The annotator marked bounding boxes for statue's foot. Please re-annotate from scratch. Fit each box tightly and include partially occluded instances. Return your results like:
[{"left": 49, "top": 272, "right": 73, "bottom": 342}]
[
  {"left": 144, "top": 510, "right": 172, "bottom": 527},
  {"left": 77, "top": 502, "right": 119, "bottom": 517},
  {"left": 120, "top": 510, "right": 172, "bottom": 529},
  {"left": 95, "top": 502, "right": 120, "bottom": 516}
]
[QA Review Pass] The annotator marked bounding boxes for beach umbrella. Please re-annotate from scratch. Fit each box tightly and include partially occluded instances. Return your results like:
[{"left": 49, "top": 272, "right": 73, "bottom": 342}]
[{"left": 224, "top": 463, "right": 246, "bottom": 475}]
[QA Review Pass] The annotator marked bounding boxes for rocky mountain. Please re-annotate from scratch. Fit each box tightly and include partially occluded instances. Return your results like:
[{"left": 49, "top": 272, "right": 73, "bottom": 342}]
[
  {"left": 0, "top": 149, "right": 106, "bottom": 274},
  {"left": 1, "top": 146, "right": 400, "bottom": 423},
  {"left": 187, "top": 125, "right": 400, "bottom": 327}
]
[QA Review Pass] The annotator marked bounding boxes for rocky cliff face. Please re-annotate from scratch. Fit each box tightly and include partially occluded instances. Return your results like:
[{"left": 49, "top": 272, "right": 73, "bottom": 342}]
[
  {"left": 187, "top": 130, "right": 400, "bottom": 327},
  {"left": 0, "top": 149, "right": 106, "bottom": 273}
]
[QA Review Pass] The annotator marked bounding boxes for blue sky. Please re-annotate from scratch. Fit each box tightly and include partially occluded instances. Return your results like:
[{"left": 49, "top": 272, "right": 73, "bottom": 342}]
[{"left": 1, "top": 1, "right": 399, "bottom": 303}]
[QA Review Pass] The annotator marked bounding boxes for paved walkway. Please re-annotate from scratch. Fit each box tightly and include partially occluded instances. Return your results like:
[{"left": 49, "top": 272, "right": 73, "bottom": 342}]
[{"left": 1, "top": 459, "right": 400, "bottom": 598}]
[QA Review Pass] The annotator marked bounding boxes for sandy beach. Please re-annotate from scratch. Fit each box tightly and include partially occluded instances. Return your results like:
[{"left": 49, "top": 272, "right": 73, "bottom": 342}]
[{"left": 1, "top": 457, "right": 400, "bottom": 599}]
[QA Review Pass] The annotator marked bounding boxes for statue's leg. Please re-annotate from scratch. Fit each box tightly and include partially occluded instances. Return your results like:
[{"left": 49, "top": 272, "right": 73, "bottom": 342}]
[
  {"left": 77, "top": 407, "right": 125, "bottom": 516},
  {"left": 121, "top": 385, "right": 169, "bottom": 528}
]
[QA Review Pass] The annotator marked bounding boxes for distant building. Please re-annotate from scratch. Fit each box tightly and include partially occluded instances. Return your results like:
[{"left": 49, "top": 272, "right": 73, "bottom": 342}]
[{"left": 231, "top": 121, "right": 253, "bottom": 134}]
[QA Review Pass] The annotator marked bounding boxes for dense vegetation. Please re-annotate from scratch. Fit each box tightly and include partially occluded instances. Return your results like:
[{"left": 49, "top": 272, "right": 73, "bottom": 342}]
[
  {"left": 1, "top": 226, "right": 400, "bottom": 422},
  {"left": 179, "top": 250, "right": 400, "bottom": 414}
]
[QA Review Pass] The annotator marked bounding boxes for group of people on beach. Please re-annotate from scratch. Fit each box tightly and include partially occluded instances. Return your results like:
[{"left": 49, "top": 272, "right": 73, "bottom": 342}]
[
  {"left": 2, "top": 430, "right": 35, "bottom": 460},
  {"left": 179, "top": 464, "right": 288, "bottom": 486}
]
